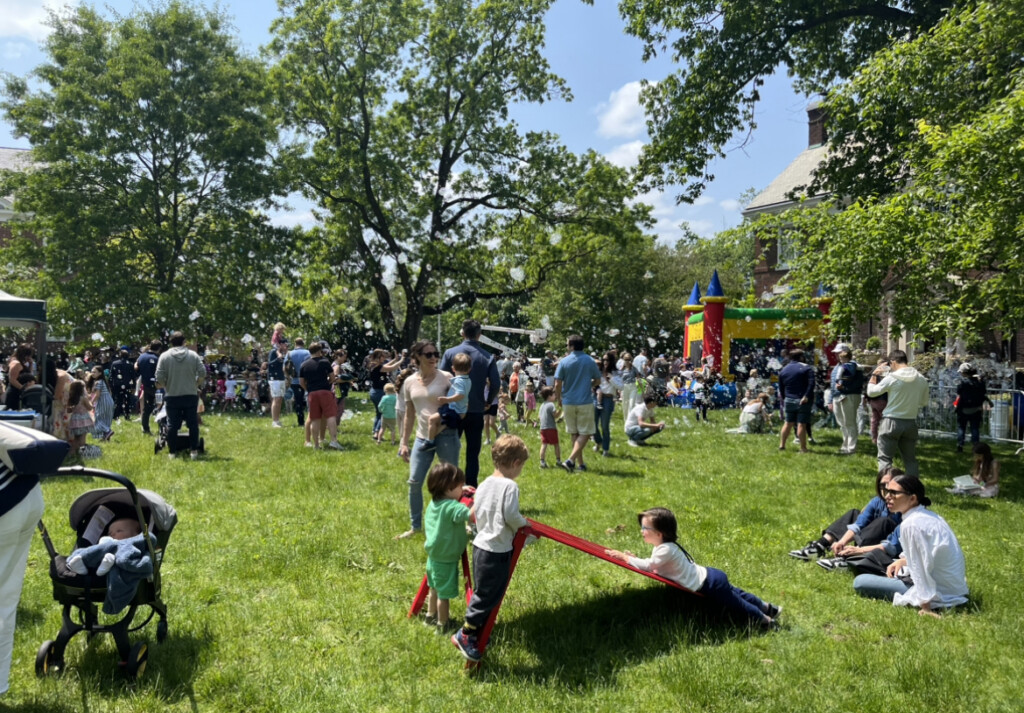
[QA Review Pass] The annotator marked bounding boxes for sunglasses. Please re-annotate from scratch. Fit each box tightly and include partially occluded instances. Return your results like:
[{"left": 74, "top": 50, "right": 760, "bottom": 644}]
[
  {"left": 420, "top": 351, "right": 440, "bottom": 359},
  {"left": 882, "top": 488, "right": 908, "bottom": 497}
]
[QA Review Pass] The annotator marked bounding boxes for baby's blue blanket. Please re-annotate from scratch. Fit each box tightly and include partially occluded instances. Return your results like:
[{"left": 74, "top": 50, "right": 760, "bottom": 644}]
[{"left": 69, "top": 533, "right": 158, "bottom": 614}]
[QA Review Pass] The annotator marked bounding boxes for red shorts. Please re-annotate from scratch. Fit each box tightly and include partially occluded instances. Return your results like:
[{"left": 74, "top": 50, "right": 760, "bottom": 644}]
[
  {"left": 540, "top": 428, "right": 559, "bottom": 445},
  {"left": 307, "top": 390, "right": 338, "bottom": 420}
]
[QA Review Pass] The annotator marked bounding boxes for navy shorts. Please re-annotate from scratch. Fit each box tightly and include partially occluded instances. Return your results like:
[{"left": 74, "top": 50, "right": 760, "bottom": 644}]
[
  {"left": 783, "top": 398, "right": 813, "bottom": 425},
  {"left": 438, "top": 403, "right": 463, "bottom": 429}
]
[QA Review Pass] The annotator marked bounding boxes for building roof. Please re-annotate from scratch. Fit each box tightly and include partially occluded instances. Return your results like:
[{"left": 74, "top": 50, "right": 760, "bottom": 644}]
[{"left": 743, "top": 144, "right": 829, "bottom": 218}]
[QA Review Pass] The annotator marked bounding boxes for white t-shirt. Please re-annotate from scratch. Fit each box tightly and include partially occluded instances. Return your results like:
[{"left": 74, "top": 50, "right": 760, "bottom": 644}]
[
  {"left": 472, "top": 475, "right": 528, "bottom": 554},
  {"left": 625, "top": 403, "right": 652, "bottom": 431},
  {"left": 628, "top": 542, "right": 707, "bottom": 592},
  {"left": 401, "top": 371, "right": 452, "bottom": 441}
]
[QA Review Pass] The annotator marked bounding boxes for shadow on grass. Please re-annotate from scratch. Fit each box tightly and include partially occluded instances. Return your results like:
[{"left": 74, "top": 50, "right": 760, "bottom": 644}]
[
  {"left": 65, "top": 626, "right": 213, "bottom": 705},
  {"left": 0, "top": 701, "right": 80, "bottom": 713},
  {"left": 592, "top": 468, "right": 645, "bottom": 479},
  {"left": 490, "top": 586, "right": 768, "bottom": 686}
]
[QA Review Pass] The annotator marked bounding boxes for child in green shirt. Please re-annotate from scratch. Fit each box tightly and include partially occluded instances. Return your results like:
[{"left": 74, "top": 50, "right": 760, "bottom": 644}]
[{"left": 423, "top": 463, "right": 472, "bottom": 632}]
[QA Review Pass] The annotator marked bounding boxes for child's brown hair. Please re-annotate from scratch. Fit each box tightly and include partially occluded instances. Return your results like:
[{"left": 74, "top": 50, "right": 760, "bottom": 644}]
[
  {"left": 539, "top": 385, "right": 554, "bottom": 400},
  {"left": 427, "top": 462, "right": 466, "bottom": 500},
  {"left": 67, "top": 380, "right": 86, "bottom": 409},
  {"left": 491, "top": 434, "right": 529, "bottom": 468},
  {"left": 452, "top": 352, "right": 472, "bottom": 373}
]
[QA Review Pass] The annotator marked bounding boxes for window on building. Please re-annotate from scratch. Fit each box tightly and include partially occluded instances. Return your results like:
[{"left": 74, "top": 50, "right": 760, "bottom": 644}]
[{"left": 775, "top": 230, "right": 800, "bottom": 270}]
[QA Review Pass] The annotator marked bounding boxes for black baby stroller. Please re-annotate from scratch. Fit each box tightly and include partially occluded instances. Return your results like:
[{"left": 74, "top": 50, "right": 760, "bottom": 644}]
[
  {"left": 153, "top": 402, "right": 206, "bottom": 456},
  {"left": 35, "top": 466, "right": 178, "bottom": 679}
]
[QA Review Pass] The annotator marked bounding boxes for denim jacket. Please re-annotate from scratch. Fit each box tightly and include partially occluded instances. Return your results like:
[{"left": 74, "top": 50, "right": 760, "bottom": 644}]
[{"left": 848, "top": 496, "right": 902, "bottom": 535}]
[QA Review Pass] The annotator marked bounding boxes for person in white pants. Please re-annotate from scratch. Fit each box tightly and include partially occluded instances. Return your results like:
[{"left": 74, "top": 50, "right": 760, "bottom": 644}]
[
  {"left": 828, "top": 345, "right": 862, "bottom": 454},
  {"left": 0, "top": 479, "right": 45, "bottom": 696}
]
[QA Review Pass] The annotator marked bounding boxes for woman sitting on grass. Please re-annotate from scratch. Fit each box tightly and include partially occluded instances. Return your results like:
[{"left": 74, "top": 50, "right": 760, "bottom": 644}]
[
  {"left": 736, "top": 393, "right": 772, "bottom": 433},
  {"left": 788, "top": 467, "right": 903, "bottom": 566},
  {"left": 947, "top": 443, "right": 1000, "bottom": 498},
  {"left": 606, "top": 507, "right": 781, "bottom": 629},
  {"left": 853, "top": 474, "right": 968, "bottom": 617}
]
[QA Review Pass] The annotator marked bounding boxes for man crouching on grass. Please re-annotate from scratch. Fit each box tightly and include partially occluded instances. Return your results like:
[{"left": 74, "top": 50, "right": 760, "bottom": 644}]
[{"left": 451, "top": 434, "right": 530, "bottom": 663}]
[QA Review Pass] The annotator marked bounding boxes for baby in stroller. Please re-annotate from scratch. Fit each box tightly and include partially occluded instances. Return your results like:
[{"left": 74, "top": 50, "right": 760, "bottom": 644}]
[{"left": 65, "top": 517, "right": 158, "bottom": 617}]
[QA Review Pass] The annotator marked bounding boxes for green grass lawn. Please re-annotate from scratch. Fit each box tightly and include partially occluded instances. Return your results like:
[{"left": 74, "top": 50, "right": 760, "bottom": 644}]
[{"left": 6, "top": 398, "right": 1024, "bottom": 712}]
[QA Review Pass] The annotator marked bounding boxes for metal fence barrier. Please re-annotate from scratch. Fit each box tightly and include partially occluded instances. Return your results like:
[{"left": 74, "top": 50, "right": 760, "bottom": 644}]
[{"left": 919, "top": 385, "right": 1024, "bottom": 450}]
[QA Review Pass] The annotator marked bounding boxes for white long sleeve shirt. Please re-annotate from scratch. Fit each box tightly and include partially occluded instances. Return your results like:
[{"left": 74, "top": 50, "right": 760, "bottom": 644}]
[
  {"left": 893, "top": 506, "right": 968, "bottom": 609},
  {"left": 472, "top": 475, "right": 528, "bottom": 554},
  {"left": 628, "top": 543, "right": 707, "bottom": 592},
  {"left": 866, "top": 366, "right": 929, "bottom": 419}
]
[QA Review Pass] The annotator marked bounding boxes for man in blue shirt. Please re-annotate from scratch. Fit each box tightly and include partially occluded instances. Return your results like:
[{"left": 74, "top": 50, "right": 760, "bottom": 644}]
[
  {"left": 135, "top": 339, "right": 161, "bottom": 435},
  {"left": 439, "top": 319, "right": 501, "bottom": 487},
  {"left": 288, "top": 338, "right": 311, "bottom": 428},
  {"left": 554, "top": 334, "right": 601, "bottom": 473},
  {"left": 778, "top": 348, "right": 815, "bottom": 452}
]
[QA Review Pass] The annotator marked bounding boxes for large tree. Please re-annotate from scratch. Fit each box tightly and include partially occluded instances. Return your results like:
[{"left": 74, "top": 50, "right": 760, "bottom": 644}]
[
  {"left": 0, "top": 2, "right": 291, "bottom": 343},
  {"left": 729, "top": 0, "right": 1024, "bottom": 341},
  {"left": 268, "top": 0, "right": 649, "bottom": 349},
  {"left": 612, "top": 0, "right": 951, "bottom": 202}
]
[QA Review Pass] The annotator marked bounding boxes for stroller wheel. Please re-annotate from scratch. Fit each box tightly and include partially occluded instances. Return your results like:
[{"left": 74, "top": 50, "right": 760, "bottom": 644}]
[
  {"left": 35, "top": 640, "right": 63, "bottom": 677},
  {"left": 124, "top": 641, "right": 148, "bottom": 679}
]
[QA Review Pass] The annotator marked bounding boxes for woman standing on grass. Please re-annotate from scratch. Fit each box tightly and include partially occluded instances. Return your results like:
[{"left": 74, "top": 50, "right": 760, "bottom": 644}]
[
  {"left": 3, "top": 344, "right": 33, "bottom": 411},
  {"left": 396, "top": 341, "right": 460, "bottom": 540},
  {"left": 592, "top": 350, "right": 618, "bottom": 457},
  {"left": 368, "top": 349, "right": 402, "bottom": 437},
  {"left": 853, "top": 474, "right": 968, "bottom": 617}
]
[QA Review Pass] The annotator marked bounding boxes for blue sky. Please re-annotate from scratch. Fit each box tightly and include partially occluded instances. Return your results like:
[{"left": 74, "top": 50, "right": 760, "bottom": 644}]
[{"left": 0, "top": 0, "right": 813, "bottom": 241}]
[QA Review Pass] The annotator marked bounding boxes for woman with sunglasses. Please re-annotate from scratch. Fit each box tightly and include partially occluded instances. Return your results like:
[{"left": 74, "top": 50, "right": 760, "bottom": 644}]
[
  {"left": 853, "top": 474, "right": 968, "bottom": 617},
  {"left": 395, "top": 341, "right": 461, "bottom": 539}
]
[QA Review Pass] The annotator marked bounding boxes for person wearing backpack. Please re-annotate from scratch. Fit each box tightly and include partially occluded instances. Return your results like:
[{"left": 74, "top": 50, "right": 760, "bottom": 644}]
[
  {"left": 954, "top": 363, "right": 992, "bottom": 452},
  {"left": 827, "top": 344, "right": 863, "bottom": 455}
]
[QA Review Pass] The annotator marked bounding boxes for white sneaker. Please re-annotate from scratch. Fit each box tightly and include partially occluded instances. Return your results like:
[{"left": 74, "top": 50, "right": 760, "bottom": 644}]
[
  {"left": 627, "top": 439, "right": 640, "bottom": 447},
  {"left": 327, "top": 441, "right": 343, "bottom": 451},
  {"left": 272, "top": 421, "right": 283, "bottom": 428},
  {"left": 190, "top": 451, "right": 199, "bottom": 460},
  {"left": 304, "top": 441, "right": 313, "bottom": 448}
]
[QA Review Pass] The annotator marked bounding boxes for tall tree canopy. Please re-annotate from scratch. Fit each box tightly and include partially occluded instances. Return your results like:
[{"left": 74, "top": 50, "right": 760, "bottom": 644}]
[
  {"left": 0, "top": 1, "right": 290, "bottom": 342},
  {"left": 729, "top": 0, "right": 1024, "bottom": 341},
  {"left": 614, "top": 0, "right": 950, "bottom": 202},
  {"left": 268, "top": 0, "right": 649, "bottom": 349}
]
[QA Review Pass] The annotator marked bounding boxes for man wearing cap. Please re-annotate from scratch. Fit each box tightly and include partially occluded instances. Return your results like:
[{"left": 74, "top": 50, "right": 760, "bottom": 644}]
[
  {"left": 827, "top": 344, "right": 862, "bottom": 454},
  {"left": 439, "top": 319, "right": 501, "bottom": 487},
  {"left": 866, "top": 349, "right": 930, "bottom": 476}
]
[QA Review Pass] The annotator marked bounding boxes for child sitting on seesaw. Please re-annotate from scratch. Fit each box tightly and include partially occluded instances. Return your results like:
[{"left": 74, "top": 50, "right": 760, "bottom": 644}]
[
  {"left": 451, "top": 434, "right": 531, "bottom": 663},
  {"left": 424, "top": 352, "right": 472, "bottom": 451},
  {"left": 605, "top": 507, "right": 782, "bottom": 629},
  {"left": 423, "top": 463, "right": 473, "bottom": 633}
]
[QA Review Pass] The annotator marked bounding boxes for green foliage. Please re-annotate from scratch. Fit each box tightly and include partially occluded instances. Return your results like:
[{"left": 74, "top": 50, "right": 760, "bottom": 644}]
[
  {"left": 611, "top": 0, "right": 950, "bottom": 201},
  {"left": 0, "top": 2, "right": 290, "bottom": 343},
  {"left": 268, "top": 0, "right": 649, "bottom": 349},
  {"left": 736, "top": 0, "right": 1024, "bottom": 339},
  {"left": 7, "top": 408, "right": 1024, "bottom": 710}
]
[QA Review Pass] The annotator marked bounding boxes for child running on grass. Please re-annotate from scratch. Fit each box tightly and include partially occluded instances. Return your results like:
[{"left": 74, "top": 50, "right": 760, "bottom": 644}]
[
  {"left": 537, "top": 386, "right": 561, "bottom": 468},
  {"left": 424, "top": 352, "right": 472, "bottom": 451},
  {"left": 605, "top": 507, "right": 781, "bottom": 629},
  {"left": 452, "top": 434, "right": 530, "bottom": 662},
  {"left": 423, "top": 463, "right": 473, "bottom": 633},
  {"left": 376, "top": 383, "right": 398, "bottom": 445}
]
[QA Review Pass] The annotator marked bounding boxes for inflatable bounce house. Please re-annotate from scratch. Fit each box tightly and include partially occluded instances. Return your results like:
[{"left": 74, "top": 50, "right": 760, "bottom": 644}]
[{"left": 683, "top": 270, "right": 837, "bottom": 378}]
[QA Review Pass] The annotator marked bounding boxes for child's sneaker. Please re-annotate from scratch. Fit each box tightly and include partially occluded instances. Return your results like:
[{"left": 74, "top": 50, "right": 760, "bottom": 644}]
[
  {"left": 577, "top": 463, "right": 588, "bottom": 473},
  {"left": 560, "top": 459, "right": 575, "bottom": 474},
  {"left": 451, "top": 630, "right": 482, "bottom": 662},
  {"left": 538, "top": 460, "right": 548, "bottom": 469},
  {"left": 422, "top": 614, "right": 438, "bottom": 628}
]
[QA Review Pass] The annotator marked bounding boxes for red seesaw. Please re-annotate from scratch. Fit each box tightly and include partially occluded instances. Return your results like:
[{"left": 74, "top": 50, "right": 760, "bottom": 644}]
[{"left": 408, "top": 517, "right": 701, "bottom": 668}]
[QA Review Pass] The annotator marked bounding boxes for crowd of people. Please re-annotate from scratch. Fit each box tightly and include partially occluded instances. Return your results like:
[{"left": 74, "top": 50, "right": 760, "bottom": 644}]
[{"left": 0, "top": 321, "right": 1012, "bottom": 682}]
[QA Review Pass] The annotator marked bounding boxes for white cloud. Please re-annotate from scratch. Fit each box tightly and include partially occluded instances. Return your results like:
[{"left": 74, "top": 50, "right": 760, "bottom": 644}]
[
  {"left": 719, "top": 199, "right": 741, "bottom": 212},
  {"left": 269, "top": 210, "right": 317, "bottom": 229},
  {"left": 692, "top": 195, "right": 714, "bottom": 207},
  {"left": 604, "top": 140, "right": 644, "bottom": 168},
  {"left": 595, "top": 81, "right": 646, "bottom": 139},
  {"left": 2, "top": 41, "right": 29, "bottom": 59},
  {"left": 683, "top": 219, "right": 715, "bottom": 238},
  {"left": 0, "top": 1, "right": 56, "bottom": 42}
]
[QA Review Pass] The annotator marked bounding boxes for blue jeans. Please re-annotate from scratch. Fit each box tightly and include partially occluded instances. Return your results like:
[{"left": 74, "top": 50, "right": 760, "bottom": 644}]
[
  {"left": 370, "top": 387, "right": 385, "bottom": 434},
  {"left": 698, "top": 567, "right": 768, "bottom": 622},
  {"left": 853, "top": 573, "right": 909, "bottom": 601},
  {"left": 407, "top": 429, "right": 461, "bottom": 530},
  {"left": 592, "top": 395, "right": 615, "bottom": 451},
  {"left": 627, "top": 425, "right": 659, "bottom": 443}
]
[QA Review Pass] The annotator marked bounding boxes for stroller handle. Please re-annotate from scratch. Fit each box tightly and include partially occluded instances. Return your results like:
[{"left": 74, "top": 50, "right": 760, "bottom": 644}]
[{"left": 45, "top": 466, "right": 140, "bottom": 498}]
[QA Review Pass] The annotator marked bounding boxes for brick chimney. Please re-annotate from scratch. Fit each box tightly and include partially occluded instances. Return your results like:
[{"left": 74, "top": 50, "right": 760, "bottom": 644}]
[{"left": 807, "top": 103, "right": 827, "bottom": 148}]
